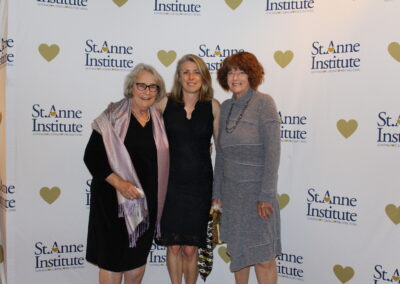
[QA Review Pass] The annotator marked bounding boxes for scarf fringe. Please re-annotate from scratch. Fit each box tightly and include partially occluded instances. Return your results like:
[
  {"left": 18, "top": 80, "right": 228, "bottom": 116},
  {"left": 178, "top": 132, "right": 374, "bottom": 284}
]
[
  {"left": 118, "top": 198, "right": 150, "bottom": 248},
  {"left": 118, "top": 197, "right": 148, "bottom": 218},
  {"left": 127, "top": 216, "right": 150, "bottom": 248}
]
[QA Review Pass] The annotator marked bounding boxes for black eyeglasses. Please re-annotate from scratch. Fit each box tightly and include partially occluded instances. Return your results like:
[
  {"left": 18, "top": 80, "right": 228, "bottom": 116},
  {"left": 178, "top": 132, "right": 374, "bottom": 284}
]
[{"left": 135, "top": 83, "right": 159, "bottom": 93}]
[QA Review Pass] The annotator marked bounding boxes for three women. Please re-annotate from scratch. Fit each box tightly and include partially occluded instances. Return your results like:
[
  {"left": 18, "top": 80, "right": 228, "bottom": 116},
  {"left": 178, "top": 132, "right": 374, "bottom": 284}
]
[{"left": 84, "top": 51, "right": 281, "bottom": 284}]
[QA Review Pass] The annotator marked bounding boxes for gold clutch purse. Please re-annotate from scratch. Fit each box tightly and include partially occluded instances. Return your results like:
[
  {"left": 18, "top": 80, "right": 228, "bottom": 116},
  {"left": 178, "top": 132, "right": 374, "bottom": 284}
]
[{"left": 210, "top": 208, "right": 223, "bottom": 248}]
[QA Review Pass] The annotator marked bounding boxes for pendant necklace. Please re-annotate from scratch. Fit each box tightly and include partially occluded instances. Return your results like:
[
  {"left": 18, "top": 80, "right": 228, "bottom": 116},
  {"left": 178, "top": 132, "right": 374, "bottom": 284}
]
[{"left": 225, "top": 93, "right": 253, "bottom": 133}]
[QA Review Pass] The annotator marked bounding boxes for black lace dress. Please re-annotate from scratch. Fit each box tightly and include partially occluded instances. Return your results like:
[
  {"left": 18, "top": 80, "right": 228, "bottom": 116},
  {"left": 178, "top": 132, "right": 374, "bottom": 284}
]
[{"left": 157, "top": 98, "right": 213, "bottom": 248}]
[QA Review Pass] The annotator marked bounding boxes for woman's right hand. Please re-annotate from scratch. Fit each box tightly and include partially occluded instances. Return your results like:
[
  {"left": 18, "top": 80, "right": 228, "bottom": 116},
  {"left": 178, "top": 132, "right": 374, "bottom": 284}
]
[
  {"left": 115, "top": 180, "right": 143, "bottom": 200},
  {"left": 212, "top": 198, "right": 222, "bottom": 211},
  {"left": 106, "top": 173, "right": 143, "bottom": 200}
]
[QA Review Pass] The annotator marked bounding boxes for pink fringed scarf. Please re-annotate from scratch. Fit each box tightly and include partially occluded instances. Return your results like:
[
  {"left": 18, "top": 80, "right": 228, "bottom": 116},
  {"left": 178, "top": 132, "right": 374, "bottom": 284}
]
[{"left": 92, "top": 98, "right": 169, "bottom": 247}]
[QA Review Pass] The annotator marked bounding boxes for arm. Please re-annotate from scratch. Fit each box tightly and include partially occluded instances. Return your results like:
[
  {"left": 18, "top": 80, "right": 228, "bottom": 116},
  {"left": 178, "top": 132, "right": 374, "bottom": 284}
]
[
  {"left": 211, "top": 99, "right": 222, "bottom": 209},
  {"left": 212, "top": 100, "right": 223, "bottom": 208},
  {"left": 106, "top": 173, "right": 143, "bottom": 200},
  {"left": 259, "top": 95, "right": 281, "bottom": 201},
  {"left": 212, "top": 140, "right": 223, "bottom": 209},
  {"left": 211, "top": 98, "right": 221, "bottom": 141},
  {"left": 83, "top": 130, "right": 113, "bottom": 180},
  {"left": 84, "top": 130, "right": 143, "bottom": 200},
  {"left": 258, "top": 95, "right": 281, "bottom": 219}
]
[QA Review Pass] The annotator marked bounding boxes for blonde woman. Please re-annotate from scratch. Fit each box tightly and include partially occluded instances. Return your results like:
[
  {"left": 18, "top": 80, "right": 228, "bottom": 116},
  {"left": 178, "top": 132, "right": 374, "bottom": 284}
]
[{"left": 156, "top": 54, "right": 220, "bottom": 284}]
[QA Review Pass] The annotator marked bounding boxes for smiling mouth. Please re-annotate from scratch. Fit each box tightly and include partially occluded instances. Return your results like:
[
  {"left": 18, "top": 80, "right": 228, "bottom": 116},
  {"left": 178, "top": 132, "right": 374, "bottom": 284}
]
[{"left": 139, "top": 95, "right": 154, "bottom": 100}]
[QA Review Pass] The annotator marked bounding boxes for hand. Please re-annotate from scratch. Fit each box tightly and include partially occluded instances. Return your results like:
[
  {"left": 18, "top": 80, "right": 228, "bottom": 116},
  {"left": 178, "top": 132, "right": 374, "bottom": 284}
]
[
  {"left": 257, "top": 201, "right": 273, "bottom": 220},
  {"left": 212, "top": 198, "right": 222, "bottom": 211},
  {"left": 115, "top": 180, "right": 142, "bottom": 200}
]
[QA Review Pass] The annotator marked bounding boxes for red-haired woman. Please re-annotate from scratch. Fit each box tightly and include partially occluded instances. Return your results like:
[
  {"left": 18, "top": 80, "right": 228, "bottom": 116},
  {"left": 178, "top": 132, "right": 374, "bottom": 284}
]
[{"left": 213, "top": 51, "right": 281, "bottom": 284}]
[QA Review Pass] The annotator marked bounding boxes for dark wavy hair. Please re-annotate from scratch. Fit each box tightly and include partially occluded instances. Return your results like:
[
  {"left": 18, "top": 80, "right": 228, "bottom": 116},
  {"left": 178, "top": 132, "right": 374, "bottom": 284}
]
[{"left": 217, "top": 51, "right": 264, "bottom": 91}]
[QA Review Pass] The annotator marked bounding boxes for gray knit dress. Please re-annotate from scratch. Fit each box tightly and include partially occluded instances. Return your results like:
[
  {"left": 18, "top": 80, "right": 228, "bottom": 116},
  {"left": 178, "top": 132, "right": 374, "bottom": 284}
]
[{"left": 213, "top": 88, "right": 281, "bottom": 272}]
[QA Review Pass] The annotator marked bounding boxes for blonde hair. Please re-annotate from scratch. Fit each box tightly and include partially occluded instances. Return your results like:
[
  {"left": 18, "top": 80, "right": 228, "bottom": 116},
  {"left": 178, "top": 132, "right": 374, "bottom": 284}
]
[{"left": 169, "top": 54, "right": 213, "bottom": 103}]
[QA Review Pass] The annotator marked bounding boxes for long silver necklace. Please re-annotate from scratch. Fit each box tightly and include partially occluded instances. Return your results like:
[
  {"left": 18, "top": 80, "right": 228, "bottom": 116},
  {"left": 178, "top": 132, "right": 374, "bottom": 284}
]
[{"left": 225, "top": 94, "right": 253, "bottom": 133}]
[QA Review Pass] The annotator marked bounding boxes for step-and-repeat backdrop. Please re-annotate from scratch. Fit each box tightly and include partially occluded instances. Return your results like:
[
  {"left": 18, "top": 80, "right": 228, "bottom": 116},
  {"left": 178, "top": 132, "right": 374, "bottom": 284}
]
[{"left": 0, "top": 0, "right": 399, "bottom": 283}]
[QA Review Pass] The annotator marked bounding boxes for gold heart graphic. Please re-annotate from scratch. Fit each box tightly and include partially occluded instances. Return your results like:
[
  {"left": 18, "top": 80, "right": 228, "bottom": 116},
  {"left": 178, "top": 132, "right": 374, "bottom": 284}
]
[
  {"left": 0, "top": 245, "right": 4, "bottom": 263},
  {"left": 218, "top": 246, "right": 231, "bottom": 263},
  {"left": 40, "top": 186, "right": 61, "bottom": 204},
  {"left": 274, "top": 50, "right": 294, "bottom": 68},
  {"left": 225, "top": 0, "right": 242, "bottom": 10},
  {"left": 388, "top": 42, "right": 400, "bottom": 62},
  {"left": 392, "top": 275, "right": 400, "bottom": 281},
  {"left": 157, "top": 50, "right": 177, "bottom": 67},
  {"left": 277, "top": 194, "right": 290, "bottom": 210},
  {"left": 50, "top": 111, "right": 56, "bottom": 116},
  {"left": 113, "top": 0, "right": 128, "bottom": 7},
  {"left": 38, "top": 44, "right": 60, "bottom": 62},
  {"left": 385, "top": 204, "right": 400, "bottom": 225},
  {"left": 333, "top": 265, "right": 355, "bottom": 283},
  {"left": 337, "top": 119, "right": 358, "bottom": 138}
]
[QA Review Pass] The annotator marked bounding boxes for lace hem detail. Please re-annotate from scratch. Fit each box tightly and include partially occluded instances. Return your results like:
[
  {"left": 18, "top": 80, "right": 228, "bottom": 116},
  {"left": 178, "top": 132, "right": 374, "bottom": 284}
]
[{"left": 156, "top": 232, "right": 206, "bottom": 248}]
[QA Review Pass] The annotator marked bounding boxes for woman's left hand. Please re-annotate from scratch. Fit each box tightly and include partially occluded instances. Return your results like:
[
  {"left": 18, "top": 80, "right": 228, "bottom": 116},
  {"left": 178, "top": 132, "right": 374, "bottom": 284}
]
[{"left": 257, "top": 201, "right": 273, "bottom": 220}]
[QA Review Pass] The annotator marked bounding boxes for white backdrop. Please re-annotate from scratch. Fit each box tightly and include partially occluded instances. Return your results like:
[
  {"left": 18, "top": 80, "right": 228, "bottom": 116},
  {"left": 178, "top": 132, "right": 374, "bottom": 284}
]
[{"left": 0, "top": 0, "right": 399, "bottom": 283}]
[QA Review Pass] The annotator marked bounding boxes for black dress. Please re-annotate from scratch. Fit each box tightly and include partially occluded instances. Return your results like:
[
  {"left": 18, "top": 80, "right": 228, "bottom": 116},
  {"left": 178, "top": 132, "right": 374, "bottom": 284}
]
[
  {"left": 84, "top": 114, "right": 157, "bottom": 272},
  {"left": 157, "top": 98, "right": 213, "bottom": 248}
]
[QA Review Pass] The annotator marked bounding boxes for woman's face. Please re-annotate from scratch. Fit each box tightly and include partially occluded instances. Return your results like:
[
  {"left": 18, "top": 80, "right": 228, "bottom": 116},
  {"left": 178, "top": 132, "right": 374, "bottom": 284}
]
[
  {"left": 227, "top": 67, "right": 250, "bottom": 98},
  {"left": 179, "top": 61, "right": 202, "bottom": 95},
  {"left": 131, "top": 71, "right": 158, "bottom": 110}
]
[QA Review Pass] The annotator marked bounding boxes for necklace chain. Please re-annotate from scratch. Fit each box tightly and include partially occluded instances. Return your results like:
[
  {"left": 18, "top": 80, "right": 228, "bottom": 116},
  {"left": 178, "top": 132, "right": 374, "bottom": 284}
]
[
  {"left": 132, "top": 109, "right": 150, "bottom": 124},
  {"left": 225, "top": 94, "right": 253, "bottom": 133}
]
